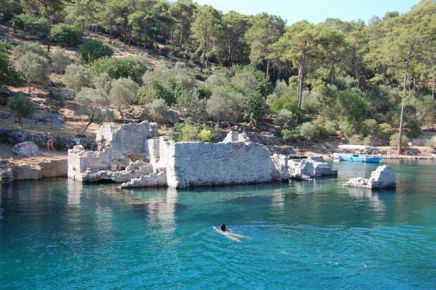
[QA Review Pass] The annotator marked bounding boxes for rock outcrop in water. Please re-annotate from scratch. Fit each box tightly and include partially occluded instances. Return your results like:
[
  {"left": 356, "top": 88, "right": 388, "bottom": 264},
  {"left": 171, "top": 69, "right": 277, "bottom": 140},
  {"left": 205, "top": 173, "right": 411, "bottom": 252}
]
[
  {"left": 289, "top": 157, "right": 338, "bottom": 180},
  {"left": 345, "top": 165, "right": 396, "bottom": 189},
  {"left": 68, "top": 122, "right": 338, "bottom": 188}
]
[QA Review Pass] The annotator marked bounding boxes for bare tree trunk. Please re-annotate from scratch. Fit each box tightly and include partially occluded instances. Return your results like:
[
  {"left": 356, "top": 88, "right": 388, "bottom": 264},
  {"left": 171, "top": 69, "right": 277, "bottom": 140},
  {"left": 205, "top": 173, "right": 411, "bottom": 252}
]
[
  {"left": 82, "top": 117, "right": 94, "bottom": 133},
  {"left": 398, "top": 54, "right": 411, "bottom": 155},
  {"left": 46, "top": 8, "right": 52, "bottom": 52},
  {"left": 297, "top": 62, "right": 305, "bottom": 109},
  {"left": 266, "top": 60, "right": 270, "bottom": 80},
  {"left": 397, "top": 102, "right": 405, "bottom": 155},
  {"left": 432, "top": 76, "right": 435, "bottom": 100}
]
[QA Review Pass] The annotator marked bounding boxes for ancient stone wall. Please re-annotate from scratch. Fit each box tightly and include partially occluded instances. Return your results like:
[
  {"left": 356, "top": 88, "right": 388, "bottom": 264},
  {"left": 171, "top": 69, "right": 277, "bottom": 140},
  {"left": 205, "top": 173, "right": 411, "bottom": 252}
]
[{"left": 165, "top": 141, "right": 274, "bottom": 188}]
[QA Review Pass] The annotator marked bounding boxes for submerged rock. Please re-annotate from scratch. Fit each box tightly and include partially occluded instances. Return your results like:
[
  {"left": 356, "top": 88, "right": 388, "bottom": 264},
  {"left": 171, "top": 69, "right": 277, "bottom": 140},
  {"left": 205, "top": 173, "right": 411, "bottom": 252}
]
[
  {"left": 345, "top": 165, "right": 396, "bottom": 189},
  {"left": 12, "top": 141, "right": 41, "bottom": 157}
]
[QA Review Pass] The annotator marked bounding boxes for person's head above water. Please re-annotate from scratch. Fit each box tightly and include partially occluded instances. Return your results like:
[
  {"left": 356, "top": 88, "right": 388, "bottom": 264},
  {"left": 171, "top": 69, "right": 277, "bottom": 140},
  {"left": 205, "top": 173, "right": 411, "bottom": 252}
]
[{"left": 220, "top": 224, "right": 226, "bottom": 232}]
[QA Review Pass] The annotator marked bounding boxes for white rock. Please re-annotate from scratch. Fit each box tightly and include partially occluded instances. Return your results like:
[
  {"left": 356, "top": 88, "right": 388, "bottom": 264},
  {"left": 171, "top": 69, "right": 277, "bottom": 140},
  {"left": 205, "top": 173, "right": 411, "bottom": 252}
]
[
  {"left": 345, "top": 165, "right": 396, "bottom": 189},
  {"left": 289, "top": 158, "right": 337, "bottom": 180},
  {"left": 12, "top": 141, "right": 41, "bottom": 157},
  {"left": 221, "top": 131, "right": 250, "bottom": 144},
  {"left": 271, "top": 154, "right": 290, "bottom": 181}
]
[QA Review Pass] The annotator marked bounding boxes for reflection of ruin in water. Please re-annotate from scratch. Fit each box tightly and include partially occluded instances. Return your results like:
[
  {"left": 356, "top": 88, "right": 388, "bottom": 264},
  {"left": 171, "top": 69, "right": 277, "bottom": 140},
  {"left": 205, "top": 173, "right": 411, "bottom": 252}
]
[{"left": 346, "top": 188, "right": 386, "bottom": 213}]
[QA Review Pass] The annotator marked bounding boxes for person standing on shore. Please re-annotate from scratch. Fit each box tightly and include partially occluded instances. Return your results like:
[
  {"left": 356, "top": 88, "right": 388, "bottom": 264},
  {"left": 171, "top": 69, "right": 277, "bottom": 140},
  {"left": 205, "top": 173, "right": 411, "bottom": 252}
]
[{"left": 47, "top": 132, "right": 55, "bottom": 151}]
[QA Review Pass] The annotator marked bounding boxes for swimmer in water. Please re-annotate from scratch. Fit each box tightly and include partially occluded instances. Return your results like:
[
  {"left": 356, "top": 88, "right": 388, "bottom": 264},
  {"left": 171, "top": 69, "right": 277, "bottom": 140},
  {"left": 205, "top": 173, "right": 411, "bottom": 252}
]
[{"left": 214, "top": 224, "right": 246, "bottom": 242}]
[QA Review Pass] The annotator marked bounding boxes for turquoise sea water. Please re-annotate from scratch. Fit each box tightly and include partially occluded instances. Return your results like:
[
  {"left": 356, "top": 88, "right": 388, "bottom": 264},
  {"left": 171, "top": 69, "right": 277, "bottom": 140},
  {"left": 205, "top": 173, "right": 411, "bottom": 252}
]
[{"left": 1, "top": 161, "right": 435, "bottom": 289}]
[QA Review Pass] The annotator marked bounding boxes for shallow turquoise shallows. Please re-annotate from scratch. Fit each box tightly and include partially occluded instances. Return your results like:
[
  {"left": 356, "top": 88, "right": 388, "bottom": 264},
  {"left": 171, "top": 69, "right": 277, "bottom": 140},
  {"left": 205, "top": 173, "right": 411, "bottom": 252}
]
[{"left": 1, "top": 161, "right": 435, "bottom": 289}]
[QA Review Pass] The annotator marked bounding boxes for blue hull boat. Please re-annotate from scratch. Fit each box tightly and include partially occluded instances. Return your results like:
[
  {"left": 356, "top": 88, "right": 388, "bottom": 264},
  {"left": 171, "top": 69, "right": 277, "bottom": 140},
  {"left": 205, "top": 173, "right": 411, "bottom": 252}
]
[{"left": 337, "top": 153, "right": 381, "bottom": 163}]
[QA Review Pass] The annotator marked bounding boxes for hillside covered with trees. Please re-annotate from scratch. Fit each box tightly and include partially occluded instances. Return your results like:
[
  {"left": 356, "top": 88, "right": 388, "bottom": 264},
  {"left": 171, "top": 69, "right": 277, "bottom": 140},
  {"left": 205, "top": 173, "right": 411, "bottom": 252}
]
[{"left": 0, "top": 0, "right": 435, "bottom": 153}]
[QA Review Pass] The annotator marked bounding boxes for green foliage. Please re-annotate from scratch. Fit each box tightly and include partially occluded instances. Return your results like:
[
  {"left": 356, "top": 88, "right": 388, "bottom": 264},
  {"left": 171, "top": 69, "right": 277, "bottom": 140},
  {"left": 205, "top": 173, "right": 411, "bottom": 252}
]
[
  {"left": 378, "top": 123, "right": 394, "bottom": 141},
  {"left": 49, "top": 48, "right": 69, "bottom": 73},
  {"left": 51, "top": 23, "right": 83, "bottom": 46},
  {"left": 144, "top": 98, "right": 168, "bottom": 123},
  {"left": 191, "top": 5, "right": 223, "bottom": 66},
  {"left": 14, "top": 51, "right": 49, "bottom": 90},
  {"left": 46, "top": 90, "right": 65, "bottom": 115},
  {"left": 92, "top": 73, "right": 112, "bottom": 95},
  {"left": 299, "top": 122, "right": 319, "bottom": 141},
  {"left": 109, "top": 78, "right": 138, "bottom": 113},
  {"left": 206, "top": 87, "right": 242, "bottom": 123},
  {"left": 171, "top": 120, "right": 217, "bottom": 142},
  {"left": 7, "top": 93, "right": 34, "bottom": 126},
  {"left": 11, "top": 13, "right": 49, "bottom": 38},
  {"left": 141, "top": 63, "right": 196, "bottom": 107},
  {"left": 362, "top": 119, "right": 379, "bottom": 136},
  {"left": 76, "top": 87, "right": 111, "bottom": 132},
  {"left": 46, "top": 90, "right": 65, "bottom": 127},
  {"left": 91, "top": 57, "right": 143, "bottom": 81},
  {"left": 137, "top": 81, "right": 174, "bottom": 105},
  {"left": 0, "top": 40, "right": 21, "bottom": 86},
  {"left": 64, "top": 64, "right": 91, "bottom": 92},
  {"left": 281, "top": 129, "right": 302, "bottom": 142},
  {"left": 390, "top": 133, "right": 409, "bottom": 150},
  {"left": 12, "top": 42, "right": 47, "bottom": 60},
  {"left": 425, "top": 137, "right": 436, "bottom": 149},
  {"left": 79, "top": 39, "right": 113, "bottom": 63}
]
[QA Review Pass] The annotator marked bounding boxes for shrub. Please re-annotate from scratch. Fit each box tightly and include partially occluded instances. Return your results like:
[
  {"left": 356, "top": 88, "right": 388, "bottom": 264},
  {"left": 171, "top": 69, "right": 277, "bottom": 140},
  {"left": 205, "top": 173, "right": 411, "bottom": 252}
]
[
  {"left": 281, "top": 129, "right": 302, "bottom": 142},
  {"left": 109, "top": 78, "right": 138, "bottom": 116},
  {"left": 49, "top": 48, "right": 69, "bottom": 73},
  {"left": 0, "top": 40, "right": 21, "bottom": 86},
  {"left": 46, "top": 91, "right": 65, "bottom": 127},
  {"left": 390, "top": 132, "right": 409, "bottom": 150},
  {"left": 12, "top": 42, "right": 47, "bottom": 60},
  {"left": 79, "top": 39, "right": 113, "bottom": 63},
  {"left": 349, "top": 134, "right": 364, "bottom": 145},
  {"left": 378, "top": 123, "right": 394, "bottom": 141},
  {"left": 362, "top": 119, "right": 379, "bottom": 136},
  {"left": 15, "top": 52, "right": 49, "bottom": 92},
  {"left": 145, "top": 98, "right": 168, "bottom": 123},
  {"left": 299, "top": 122, "right": 319, "bottom": 141},
  {"left": 51, "top": 23, "right": 83, "bottom": 46},
  {"left": 275, "top": 109, "right": 297, "bottom": 129},
  {"left": 7, "top": 93, "right": 35, "bottom": 126},
  {"left": 197, "top": 128, "right": 214, "bottom": 142},
  {"left": 76, "top": 87, "right": 111, "bottom": 133},
  {"left": 206, "top": 87, "right": 242, "bottom": 123},
  {"left": 12, "top": 14, "right": 49, "bottom": 38},
  {"left": 171, "top": 121, "right": 199, "bottom": 142},
  {"left": 425, "top": 137, "right": 436, "bottom": 149},
  {"left": 92, "top": 73, "right": 112, "bottom": 95},
  {"left": 137, "top": 81, "right": 174, "bottom": 105},
  {"left": 171, "top": 120, "right": 217, "bottom": 142},
  {"left": 64, "top": 64, "right": 91, "bottom": 92},
  {"left": 91, "top": 57, "right": 142, "bottom": 81}
]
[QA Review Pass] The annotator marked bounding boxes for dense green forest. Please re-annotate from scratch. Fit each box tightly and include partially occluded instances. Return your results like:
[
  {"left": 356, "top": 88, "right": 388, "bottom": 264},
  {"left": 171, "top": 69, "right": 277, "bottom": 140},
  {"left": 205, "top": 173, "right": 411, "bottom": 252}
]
[{"left": 0, "top": 0, "right": 435, "bottom": 152}]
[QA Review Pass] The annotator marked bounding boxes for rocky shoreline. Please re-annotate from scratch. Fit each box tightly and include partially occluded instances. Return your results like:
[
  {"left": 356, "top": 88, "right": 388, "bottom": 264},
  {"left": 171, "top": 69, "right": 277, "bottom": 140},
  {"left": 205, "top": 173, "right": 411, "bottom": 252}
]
[{"left": 1, "top": 121, "right": 434, "bottom": 184}]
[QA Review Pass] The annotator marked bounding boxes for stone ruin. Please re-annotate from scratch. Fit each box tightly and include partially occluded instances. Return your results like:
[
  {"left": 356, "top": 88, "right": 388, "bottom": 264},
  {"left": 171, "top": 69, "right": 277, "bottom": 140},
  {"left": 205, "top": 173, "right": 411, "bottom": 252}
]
[
  {"left": 345, "top": 165, "right": 396, "bottom": 190},
  {"left": 68, "top": 121, "right": 337, "bottom": 188}
]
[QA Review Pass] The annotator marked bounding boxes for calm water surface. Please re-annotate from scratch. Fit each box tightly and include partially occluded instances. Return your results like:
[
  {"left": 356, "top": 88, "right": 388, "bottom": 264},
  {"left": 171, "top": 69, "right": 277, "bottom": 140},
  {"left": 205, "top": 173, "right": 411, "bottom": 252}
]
[{"left": 1, "top": 161, "right": 435, "bottom": 289}]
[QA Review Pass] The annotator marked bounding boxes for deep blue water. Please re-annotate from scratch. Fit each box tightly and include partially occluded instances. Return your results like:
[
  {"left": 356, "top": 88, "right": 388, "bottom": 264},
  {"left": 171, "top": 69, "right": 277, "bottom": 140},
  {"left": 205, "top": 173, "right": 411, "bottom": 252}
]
[{"left": 0, "top": 161, "right": 435, "bottom": 289}]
